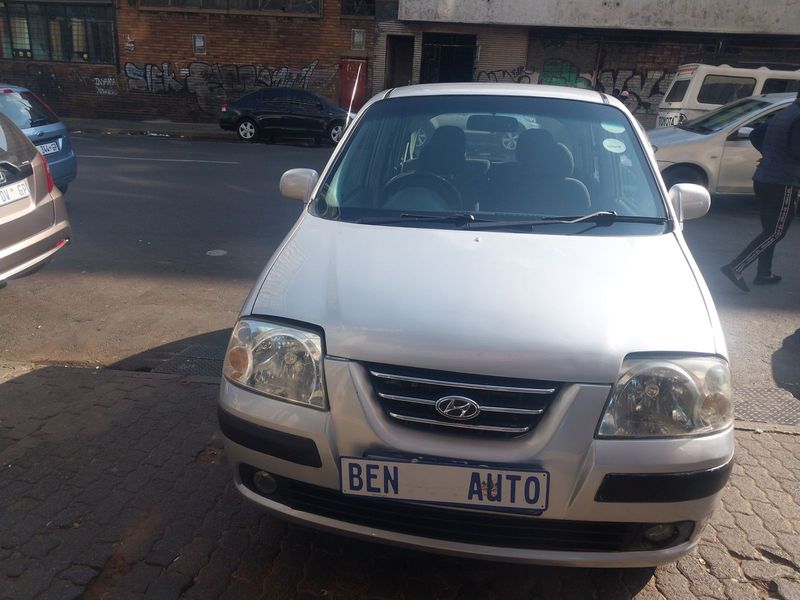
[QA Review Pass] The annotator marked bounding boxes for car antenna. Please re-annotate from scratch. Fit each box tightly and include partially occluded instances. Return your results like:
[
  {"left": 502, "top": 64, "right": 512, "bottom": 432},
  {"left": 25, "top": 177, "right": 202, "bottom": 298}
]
[{"left": 346, "top": 62, "right": 363, "bottom": 129}]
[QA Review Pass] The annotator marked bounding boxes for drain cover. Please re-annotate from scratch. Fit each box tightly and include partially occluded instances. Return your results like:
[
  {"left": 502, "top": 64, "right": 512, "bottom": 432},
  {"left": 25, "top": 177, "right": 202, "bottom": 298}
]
[{"left": 734, "top": 385, "right": 800, "bottom": 426}]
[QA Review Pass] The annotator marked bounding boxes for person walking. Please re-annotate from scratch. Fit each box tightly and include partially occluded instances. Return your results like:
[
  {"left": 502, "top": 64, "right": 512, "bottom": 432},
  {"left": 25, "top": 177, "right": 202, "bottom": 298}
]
[{"left": 720, "top": 92, "right": 800, "bottom": 291}]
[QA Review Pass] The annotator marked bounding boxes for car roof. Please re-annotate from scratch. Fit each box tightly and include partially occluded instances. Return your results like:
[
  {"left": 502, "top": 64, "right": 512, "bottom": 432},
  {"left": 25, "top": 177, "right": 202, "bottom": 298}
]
[
  {"left": 755, "top": 92, "right": 797, "bottom": 104},
  {"left": 0, "top": 84, "right": 30, "bottom": 93},
  {"left": 385, "top": 82, "right": 606, "bottom": 105}
]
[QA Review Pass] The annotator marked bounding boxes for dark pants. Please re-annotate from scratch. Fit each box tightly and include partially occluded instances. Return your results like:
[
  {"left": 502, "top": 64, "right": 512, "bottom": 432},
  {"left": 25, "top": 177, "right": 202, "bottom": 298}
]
[{"left": 730, "top": 182, "right": 798, "bottom": 277}]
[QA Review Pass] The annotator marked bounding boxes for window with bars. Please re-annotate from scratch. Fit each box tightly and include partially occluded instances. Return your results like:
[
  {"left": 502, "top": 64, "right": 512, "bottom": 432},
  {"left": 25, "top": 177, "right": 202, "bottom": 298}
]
[
  {"left": 0, "top": 2, "right": 115, "bottom": 64},
  {"left": 138, "top": 0, "right": 321, "bottom": 13}
]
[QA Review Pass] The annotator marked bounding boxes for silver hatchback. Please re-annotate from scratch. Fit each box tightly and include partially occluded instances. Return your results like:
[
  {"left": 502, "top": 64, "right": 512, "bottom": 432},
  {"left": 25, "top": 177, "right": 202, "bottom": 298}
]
[
  {"left": 0, "top": 111, "right": 70, "bottom": 286},
  {"left": 219, "top": 83, "right": 732, "bottom": 568}
]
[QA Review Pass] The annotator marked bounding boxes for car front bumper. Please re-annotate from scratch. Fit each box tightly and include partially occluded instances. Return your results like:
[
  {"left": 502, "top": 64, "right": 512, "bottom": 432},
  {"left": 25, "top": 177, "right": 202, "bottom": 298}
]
[{"left": 219, "top": 357, "right": 734, "bottom": 567}]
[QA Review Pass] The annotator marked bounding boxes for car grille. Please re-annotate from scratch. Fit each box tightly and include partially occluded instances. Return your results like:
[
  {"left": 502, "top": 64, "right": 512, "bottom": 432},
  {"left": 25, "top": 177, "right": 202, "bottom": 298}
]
[
  {"left": 246, "top": 470, "right": 694, "bottom": 553},
  {"left": 365, "top": 363, "right": 560, "bottom": 438}
]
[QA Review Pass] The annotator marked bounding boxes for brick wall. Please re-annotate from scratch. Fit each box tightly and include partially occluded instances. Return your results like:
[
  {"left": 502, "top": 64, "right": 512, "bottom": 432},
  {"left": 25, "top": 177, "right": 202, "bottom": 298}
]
[{"left": 0, "top": 1, "right": 373, "bottom": 121}]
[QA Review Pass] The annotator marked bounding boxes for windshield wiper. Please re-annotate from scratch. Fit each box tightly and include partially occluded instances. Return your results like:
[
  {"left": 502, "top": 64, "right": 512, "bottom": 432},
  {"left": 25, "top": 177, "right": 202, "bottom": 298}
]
[
  {"left": 356, "top": 212, "right": 491, "bottom": 226},
  {"left": 468, "top": 211, "right": 668, "bottom": 230}
]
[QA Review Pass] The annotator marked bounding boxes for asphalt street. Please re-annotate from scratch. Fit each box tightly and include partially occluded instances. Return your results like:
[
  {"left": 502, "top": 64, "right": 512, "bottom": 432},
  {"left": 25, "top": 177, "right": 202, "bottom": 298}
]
[
  {"left": 1, "top": 133, "right": 800, "bottom": 420},
  {"left": 0, "top": 134, "right": 330, "bottom": 367}
]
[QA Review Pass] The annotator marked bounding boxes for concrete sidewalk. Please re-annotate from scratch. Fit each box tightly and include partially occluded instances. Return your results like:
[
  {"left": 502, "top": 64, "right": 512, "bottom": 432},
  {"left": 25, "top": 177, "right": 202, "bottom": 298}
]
[
  {"left": 64, "top": 118, "right": 236, "bottom": 142},
  {"left": 1, "top": 363, "right": 799, "bottom": 599}
]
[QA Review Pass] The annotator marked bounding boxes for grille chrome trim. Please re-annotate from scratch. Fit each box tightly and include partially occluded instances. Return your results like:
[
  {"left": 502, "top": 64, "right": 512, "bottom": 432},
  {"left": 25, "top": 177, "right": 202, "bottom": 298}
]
[
  {"left": 388, "top": 412, "right": 531, "bottom": 433},
  {"left": 379, "top": 392, "right": 544, "bottom": 415},
  {"left": 378, "top": 393, "right": 436, "bottom": 406},
  {"left": 370, "top": 371, "right": 555, "bottom": 395}
]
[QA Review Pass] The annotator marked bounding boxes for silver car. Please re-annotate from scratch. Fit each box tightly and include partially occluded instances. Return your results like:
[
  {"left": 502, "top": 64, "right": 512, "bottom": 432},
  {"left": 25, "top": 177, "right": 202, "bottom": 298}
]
[
  {"left": 219, "top": 83, "right": 732, "bottom": 568},
  {"left": 0, "top": 111, "right": 70, "bottom": 286},
  {"left": 649, "top": 93, "right": 795, "bottom": 194}
]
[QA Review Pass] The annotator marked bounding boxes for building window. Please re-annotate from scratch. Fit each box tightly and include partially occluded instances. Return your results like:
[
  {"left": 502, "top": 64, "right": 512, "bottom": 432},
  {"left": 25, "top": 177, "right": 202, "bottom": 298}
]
[
  {"left": 138, "top": 0, "right": 321, "bottom": 14},
  {"left": 0, "top": 2, "right": 116, "bottom": 64},
  {"left": 341, "top": 0, "right": 373, "bottom": 16}
]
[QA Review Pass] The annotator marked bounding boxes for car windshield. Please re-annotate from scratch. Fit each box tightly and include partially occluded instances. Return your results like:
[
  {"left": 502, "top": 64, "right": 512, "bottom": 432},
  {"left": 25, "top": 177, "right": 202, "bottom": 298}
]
[
  {"left": 679, "top": 98, "right": 772, "bottom": 134},
  {"left": 313, "top": 95, "right": 667, "bottom": 233}
]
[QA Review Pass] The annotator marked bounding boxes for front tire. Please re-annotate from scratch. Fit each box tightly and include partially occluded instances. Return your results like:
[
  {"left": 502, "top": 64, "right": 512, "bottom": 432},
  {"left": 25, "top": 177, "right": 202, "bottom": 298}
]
[
  {"left": 237, "top": 119, "right": 258, "bottom": 142},
  {"left": 327, "top": 122, "right": 344, "bottom": 145}
]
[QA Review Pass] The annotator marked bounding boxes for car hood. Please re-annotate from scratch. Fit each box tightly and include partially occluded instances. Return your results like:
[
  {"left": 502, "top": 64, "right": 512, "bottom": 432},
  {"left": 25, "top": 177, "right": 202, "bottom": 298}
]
[
  {"left": 647, "top": 126, "right": 709, "bottom": 148},
  {"left": 250, "top": 216, "right": 717, "bottom": 384}
]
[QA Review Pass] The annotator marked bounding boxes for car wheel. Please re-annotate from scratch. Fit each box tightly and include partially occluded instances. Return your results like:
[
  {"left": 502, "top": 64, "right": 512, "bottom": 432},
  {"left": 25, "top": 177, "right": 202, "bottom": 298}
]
[
  {"left": 662, "top": 165, "right": 706, "bottom": 190},
  {"left": 501, "top": 132, "right": 519, "bottom": 151},
  {"left": 328, "top": 122, "right": 344, "bottom": 145},
  {"left": 237, "top": 119, "right": 258, "bottom": 142}
]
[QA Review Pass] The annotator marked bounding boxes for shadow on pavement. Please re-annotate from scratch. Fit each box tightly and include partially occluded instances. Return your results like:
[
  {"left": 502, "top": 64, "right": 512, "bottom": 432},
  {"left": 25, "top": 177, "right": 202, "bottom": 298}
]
[
  {"left": 0, "top": 341, "right": 659, "bottom": 599},
  {"left": 772, "top": 328, "right": 800, "bottom": 401},
  {"left": 108, "top": 329, "right": 230, "bottom": 377}
]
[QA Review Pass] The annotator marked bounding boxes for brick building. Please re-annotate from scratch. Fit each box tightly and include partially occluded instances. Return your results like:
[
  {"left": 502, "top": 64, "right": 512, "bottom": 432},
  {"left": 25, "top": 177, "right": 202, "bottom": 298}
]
[
  {"left": 0, "top": 0, "right": 374, "bottom": 121},
  {"left": 373, "top": 0, "right": 800, "bottom": 128}
]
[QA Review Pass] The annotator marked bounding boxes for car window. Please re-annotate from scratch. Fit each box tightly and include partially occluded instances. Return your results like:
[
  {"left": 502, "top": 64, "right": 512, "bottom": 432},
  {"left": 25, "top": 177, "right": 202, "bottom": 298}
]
[
  {"left": 762, "top": 78, "right": 800, "bottom": 94},
  {"left": 697, "top": 75, "right": 756, "bottom": 105},
  {"left": 664, "top": 79, "right": 690, "bottom": 103},
  {"left": 315, "top": 95, "right": 665, "bottom": 229},
  {"left": 0, "top": 90, "right": 59, "bottom": 129},
  {"left": 744, "top": 106, "right": 785, "bottom": 129},
  {"left": 0, "top": 111, "right": 38, "bottom": 166},
  {"left": 679, "top": 98, "right": 772, "bottom": 134}
]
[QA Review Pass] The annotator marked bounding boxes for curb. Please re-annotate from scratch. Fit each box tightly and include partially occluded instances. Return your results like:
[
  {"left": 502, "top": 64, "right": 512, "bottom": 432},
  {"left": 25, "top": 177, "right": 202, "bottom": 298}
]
[{"left": 66, "top": 124, "right": 237, "bottom": 142}]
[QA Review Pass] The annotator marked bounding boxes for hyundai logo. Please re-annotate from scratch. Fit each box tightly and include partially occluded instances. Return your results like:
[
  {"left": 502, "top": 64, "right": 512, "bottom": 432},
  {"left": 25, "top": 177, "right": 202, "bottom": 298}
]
[{"left": 435, "top": 396, "right": 480, "bottom": 421}]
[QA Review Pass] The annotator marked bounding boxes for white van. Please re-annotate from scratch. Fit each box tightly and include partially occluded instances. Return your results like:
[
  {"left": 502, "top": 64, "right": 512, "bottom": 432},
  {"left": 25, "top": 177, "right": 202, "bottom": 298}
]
[{"left": 656, "top": 63, "right": 800, "bottom": 128}]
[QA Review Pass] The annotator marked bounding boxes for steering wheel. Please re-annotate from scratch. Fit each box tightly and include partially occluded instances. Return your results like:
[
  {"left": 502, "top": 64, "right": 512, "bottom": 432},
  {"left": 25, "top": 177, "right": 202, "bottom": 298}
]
[{"left": 380, "top": 171, "right": 462, "bottom": 211}]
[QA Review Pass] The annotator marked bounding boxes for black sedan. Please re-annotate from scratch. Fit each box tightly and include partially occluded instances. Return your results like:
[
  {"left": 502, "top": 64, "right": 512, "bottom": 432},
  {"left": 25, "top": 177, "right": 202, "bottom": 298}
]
[{"left": 219, "top": 87, "right": 352, "bottom": 145}]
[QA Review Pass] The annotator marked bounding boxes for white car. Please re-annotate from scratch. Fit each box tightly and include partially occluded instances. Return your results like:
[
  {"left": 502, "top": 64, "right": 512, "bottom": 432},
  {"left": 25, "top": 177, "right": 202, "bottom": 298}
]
[
  {"left": 219, "top": 83, "right": 732, "bottom": 568},
  {"left": 649, "top": 93, "right": 795, "bottom": 194}
]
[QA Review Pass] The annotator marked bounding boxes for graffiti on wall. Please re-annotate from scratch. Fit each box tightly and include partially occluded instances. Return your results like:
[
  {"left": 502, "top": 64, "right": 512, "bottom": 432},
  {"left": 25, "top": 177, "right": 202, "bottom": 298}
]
[
  {"left": 22, "top": 63, "right": 120, "bottom": 99},
  {"left": 538, "top": 59, "right": 593, "bottom": 89},
  {"left": 597, "top": 69, "right": 673, "bottom": 115},
  {"left": 476, "top": 66, "right": 535, "bottom": 84},
  {"left": 123, "top": 60, "right": 336, "bottom": 112},
  {"left": 474, "top": 58, "right": 674, "bottom": 119}
]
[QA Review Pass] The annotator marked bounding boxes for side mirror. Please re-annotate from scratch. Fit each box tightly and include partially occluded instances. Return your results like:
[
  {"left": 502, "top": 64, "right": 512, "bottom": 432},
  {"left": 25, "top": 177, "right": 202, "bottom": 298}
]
[
  {"left": 732, "top": 126, "right": 753, "bottom": 141},
  {"left": 669, "top": 183, "right": 711, "bottom": 221},
  {"left": 280, "top": 168, "right": 319, "bottom": 202}
]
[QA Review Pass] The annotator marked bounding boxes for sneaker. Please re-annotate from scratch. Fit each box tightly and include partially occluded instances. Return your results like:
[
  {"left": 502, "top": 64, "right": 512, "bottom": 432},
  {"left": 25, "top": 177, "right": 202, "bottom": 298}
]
[
  {"left": 720, "top": 264, "right": 750, "bottom": 292},
  {"left": 754, "top": 274, "right": 782, "bottom": 285}
]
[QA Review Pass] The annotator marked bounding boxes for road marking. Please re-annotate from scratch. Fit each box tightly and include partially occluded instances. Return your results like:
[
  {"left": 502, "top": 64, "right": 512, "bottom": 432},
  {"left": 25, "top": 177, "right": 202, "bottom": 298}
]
[{"left": 80, "top": 155, "right": 240, "bottom": 165}]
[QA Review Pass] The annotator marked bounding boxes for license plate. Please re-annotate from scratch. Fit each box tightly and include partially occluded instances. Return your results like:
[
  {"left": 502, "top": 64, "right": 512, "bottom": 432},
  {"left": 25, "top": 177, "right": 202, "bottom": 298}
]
[
  {"left": 656, "top": 112, "right": 683, "bottom": 128},
  {"left": 36, "top": 141, "right": 59, "bottom": 155},
  {"left": 0, "top": 180, "right": 30, "bottom": 207},
  {"left": 340, "top": 457, "right": 549, "bottom": 513}
]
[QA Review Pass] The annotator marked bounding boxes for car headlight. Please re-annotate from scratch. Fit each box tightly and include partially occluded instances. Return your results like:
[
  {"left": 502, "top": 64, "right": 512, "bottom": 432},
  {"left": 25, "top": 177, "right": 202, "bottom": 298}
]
[
  {"left": 597, "top": 356, "right": 732, "bottom": 438},
  {"left": 223, "top": 319, "right": 326, "bottom": 409}
]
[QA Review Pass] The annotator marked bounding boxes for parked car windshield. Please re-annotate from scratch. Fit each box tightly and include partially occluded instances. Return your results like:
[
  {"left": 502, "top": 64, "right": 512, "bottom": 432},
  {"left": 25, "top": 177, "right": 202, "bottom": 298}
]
[
  {"left": 679, "top": 98, "right": 772, "bottom": 134},
  {"left": 314, "top": 95, "right": 666, "bottom": 232},
  {"left": 0, "top": 90, "right": 58, "bottom": 130}
]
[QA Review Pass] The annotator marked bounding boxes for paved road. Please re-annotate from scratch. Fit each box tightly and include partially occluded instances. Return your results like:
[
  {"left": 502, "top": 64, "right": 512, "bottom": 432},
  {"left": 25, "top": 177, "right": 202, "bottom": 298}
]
[
  {"left": 0, "top": 134, "right": 331, "bottom": 366},
  {"left": 1, "top": 366, "right": 799, "bottom": 600},
  {"left": 1, "top": 133, "right": 799, "bottom": 422}
]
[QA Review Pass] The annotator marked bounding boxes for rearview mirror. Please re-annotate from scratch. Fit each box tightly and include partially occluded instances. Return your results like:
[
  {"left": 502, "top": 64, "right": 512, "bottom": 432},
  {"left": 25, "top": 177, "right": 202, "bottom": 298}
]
[
  {"left": 280, "top": 168, "right": 319, "bottom": 202},
  {"left": 732, "top": 126, "right": 753, "bottom": 141},
  {"left": 466, "top": 115, "right": 519, "bottom": 133},
  {"left": 669, "top": 183, "right": 711, "bottom": 222}
]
